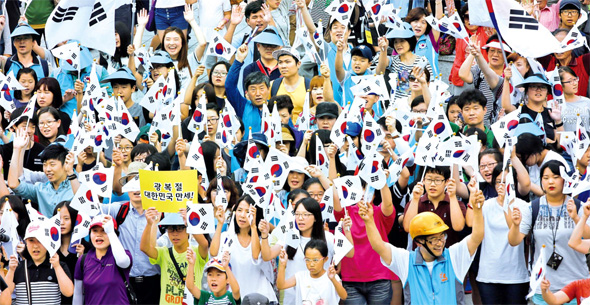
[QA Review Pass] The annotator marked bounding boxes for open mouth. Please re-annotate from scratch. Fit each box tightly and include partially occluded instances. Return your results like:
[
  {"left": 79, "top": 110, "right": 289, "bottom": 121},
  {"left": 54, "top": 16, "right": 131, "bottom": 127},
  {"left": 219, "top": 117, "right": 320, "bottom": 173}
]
[{"left": 95, "top": 238, "right": 104, "bottom": 245}]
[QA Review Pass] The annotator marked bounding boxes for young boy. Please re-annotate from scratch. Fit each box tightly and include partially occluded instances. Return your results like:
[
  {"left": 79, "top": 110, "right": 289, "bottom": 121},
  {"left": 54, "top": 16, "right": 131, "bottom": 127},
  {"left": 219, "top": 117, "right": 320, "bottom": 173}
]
[
  {"left": 456, "top": 89, "right": 495, "bottom": 148},
  {"left": 335, "top": 44, "right": 373, "bottom": 106},
  {"left": 140, "top": 209, "right": 209, "bottom": 305},
  {"left": 186, "top": 251, "right": 240, "bottom": 305},
  {"left": 102, "top": 67, "right": 148, "bottom": 127}
]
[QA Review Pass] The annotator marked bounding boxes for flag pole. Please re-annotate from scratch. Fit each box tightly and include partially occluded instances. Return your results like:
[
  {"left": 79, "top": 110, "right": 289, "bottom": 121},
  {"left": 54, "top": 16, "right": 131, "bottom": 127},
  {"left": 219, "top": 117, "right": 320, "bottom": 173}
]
[
  {"left": 493, "top": 29, "right": 510, "bottom": 67},
  {"left": 24, "top": 258, "right": 32, "bottom": 305},
  {"left": 131, "top": 0, "right": 137, "bottom": 42}
]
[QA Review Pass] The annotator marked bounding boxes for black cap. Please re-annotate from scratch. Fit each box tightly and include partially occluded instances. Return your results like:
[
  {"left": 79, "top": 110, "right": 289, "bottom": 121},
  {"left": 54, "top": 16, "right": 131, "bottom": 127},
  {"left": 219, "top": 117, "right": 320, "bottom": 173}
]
[{"left": 315, "top": 102, "right": 339, "bottom": 119}]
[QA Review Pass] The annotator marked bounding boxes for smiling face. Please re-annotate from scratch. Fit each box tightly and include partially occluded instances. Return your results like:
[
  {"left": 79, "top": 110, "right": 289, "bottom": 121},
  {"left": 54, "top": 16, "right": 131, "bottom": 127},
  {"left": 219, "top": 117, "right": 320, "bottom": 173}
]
[
  {"left": 393, "top": 38, "right": 411, "bottom": 56},
  {"left": 479, "top": 154, "right": 498, "bottom": 183},
  {"left": 37, "top": 85, "right": 54, "bottom": 108},
  {"left": 541, "top": 166, "right": 564, "bottom": 196},
  {"left": 26, "top": 237, "right": 47, "bottom": 262},
  {"left": 329, "top": 21, "right": 350, "bottom": 44},
  {"left": 60, "top": 207, "right": 72, "bottom": 235},
  {"left": 206, "top": 268, "right": 228, "bottom": 295},
  {"left": 246, "top": 10, "right": 268, "bottom": 31},
  {"left": 420, "top": 232, "right": 447, "bottom": 257},
  {"left": 19, "top": 73, "right": 35, "bottom": 96},
  {"left": 43, "top": 158, "right": 66, "bottom": 184},
  {"left": 38, "top": 112, "right": 60, "bottom": 141},
  {"left": 15, "top": 120, "right": 36, "bottom": 139},
  {"left": 287, "top": 171, "right": 305, "bottom": 189},
  {"left": 164, "top": 31, "right": 183, "bottom": 59},
  {"left": 410, "top": 17, "right": 427, "bottom": 37},
  {"left": 90, "top": 226, "right": 111, "bottom": 250},
  {"left": 119, "top": 138, "right": 133, "bottom": 163}
]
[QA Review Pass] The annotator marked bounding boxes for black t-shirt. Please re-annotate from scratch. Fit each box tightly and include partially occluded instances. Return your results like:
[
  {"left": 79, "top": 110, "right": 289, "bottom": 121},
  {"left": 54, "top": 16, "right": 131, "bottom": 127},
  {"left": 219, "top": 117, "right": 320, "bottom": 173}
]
[{"left": 0, "top": 142, "right": 46, "bottom": 180}]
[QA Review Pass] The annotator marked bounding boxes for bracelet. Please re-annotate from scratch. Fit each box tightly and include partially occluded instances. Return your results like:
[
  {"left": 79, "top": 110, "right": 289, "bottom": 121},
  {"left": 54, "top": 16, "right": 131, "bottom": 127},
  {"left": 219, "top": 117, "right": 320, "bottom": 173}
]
[
  {"left": 261, "top": 235, "right": 268, "bottom": 239},
  {"left": 555, "top": 122, "right": 564, "bottom": 127},
  {"left": 67, "top": 174, "right": 77, "bottom": 181}
]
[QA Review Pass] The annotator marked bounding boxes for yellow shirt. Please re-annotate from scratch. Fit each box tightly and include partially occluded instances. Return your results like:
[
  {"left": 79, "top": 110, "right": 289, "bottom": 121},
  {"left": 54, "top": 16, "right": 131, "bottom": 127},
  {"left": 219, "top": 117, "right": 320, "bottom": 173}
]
[{"left": 275, "top": 77, "right": 307, "bottom": 124}]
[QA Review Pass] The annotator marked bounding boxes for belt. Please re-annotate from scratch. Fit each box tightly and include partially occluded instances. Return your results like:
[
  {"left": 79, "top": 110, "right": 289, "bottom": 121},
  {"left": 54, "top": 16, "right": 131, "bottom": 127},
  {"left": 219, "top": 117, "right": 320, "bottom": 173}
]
[{"left": 130, "top": 275, "right": 158, "bottom": 283}]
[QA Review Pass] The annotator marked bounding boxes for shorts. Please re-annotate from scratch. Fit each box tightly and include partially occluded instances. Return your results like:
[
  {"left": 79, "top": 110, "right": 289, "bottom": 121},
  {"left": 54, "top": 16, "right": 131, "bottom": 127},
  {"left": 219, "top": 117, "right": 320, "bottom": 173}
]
[{"left": 155, "top": 6, "right": 188, "bottom": 31}]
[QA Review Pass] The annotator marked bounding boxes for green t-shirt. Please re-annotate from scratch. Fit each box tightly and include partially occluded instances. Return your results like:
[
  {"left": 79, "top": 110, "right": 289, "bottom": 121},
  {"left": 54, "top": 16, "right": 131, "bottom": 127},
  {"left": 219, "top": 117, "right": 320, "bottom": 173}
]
[
  {"left": 196, "top": 290, "right": 240, "bottom": 305},
  {"left": 25, "top": 0, "right": 55, "bottom": 29},
  {"left": 150, "top": 246, "right": 207, "bottom": 305}
]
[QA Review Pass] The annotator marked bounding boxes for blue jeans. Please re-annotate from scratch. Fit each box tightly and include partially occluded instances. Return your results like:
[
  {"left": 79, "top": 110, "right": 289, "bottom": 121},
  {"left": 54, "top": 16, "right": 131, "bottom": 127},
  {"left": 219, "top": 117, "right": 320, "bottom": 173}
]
[
  {"left": 154, "top": 6, "right": 188, "bottom": 30},
  {"left": 342, "top": 280, "right": 392, "bottom": 305},
  {"left": 477, "top": 281, "right": 529, "bottom": 305}
]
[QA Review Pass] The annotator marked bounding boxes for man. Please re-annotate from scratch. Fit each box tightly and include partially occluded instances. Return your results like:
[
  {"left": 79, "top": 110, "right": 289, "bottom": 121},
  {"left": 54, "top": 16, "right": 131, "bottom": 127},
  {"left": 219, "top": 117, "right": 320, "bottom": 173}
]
[
  {"left": 558, "top": 0, "right": 582, "bottom": 30},
  {"left": 0, "top": 107, "right": 45, "bottom": 180},
  {"left": 226, "top": 44, "right": 270, "bottom": 139},
  {"left": 270, "top": 48, "right": 310, "bottom": 124},
  {"left": 104, "top": 161, "right": 160, "bottom": 305},
  {"left": 456, "top": 89, "right": 496, "bottom": 148},
  {"left": 4, "top": 22, "right": 49, "bottom": 79},
  {"left": 361, "top": 189, "right": 484, "bottom": 305},
  {"left": 315, "top": 102, "right": 339, "bottom": 131},
  {"left": 402, "top": 166, "right": 467, "bottom": 248},
  {"left": 140, "top": 210, "right": 209, "bottom": 305},
  {"left": 8, "top": 139, "right": 78, "bottom": 217},
  {"left": 242, "top": 30, "right": 284, "bottom": 88}
]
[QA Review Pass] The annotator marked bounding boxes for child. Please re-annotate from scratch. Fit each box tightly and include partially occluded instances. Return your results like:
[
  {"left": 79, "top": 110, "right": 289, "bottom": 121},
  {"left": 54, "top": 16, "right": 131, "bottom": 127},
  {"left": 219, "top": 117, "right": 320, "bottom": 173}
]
[
  {"left": 277, "top": 239, "right": 347, "bottom": 304},
  {"left": 186, "top": 250, "right": 241, "bottom": 305}
]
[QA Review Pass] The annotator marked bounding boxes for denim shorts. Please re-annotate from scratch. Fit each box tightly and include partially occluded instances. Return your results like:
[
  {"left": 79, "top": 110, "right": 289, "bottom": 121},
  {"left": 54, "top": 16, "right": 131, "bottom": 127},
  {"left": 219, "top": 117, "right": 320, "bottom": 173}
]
[{"left": 154, "top": 6, "right": 188, "bottom": 30}]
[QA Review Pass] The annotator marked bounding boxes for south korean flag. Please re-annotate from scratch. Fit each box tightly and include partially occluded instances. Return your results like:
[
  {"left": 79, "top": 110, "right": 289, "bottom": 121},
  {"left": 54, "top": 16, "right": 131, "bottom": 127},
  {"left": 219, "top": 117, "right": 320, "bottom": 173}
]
[
  {"left": 186, "top": 201, "right": 215, "bottom": 234},
  {"left": 206, "top": 34, "right": 236, "bottom": 61},
  {"left": 70, "top": 183, "right": 102, "bottom": 217},
  {"left": 51, "top": 42, "right": 81, "bottom": 72},
  {"left": 320, "top": 187, "right": 336, "bottom": 222}
]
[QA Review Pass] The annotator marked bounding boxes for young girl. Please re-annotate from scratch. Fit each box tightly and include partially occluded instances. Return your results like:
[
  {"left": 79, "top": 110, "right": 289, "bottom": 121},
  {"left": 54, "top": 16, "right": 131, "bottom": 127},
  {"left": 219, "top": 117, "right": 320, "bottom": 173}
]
[
  {"left": 14, "top": 68, "right": 37, "bottom": 109},
  {"left": 35, "top": 78, "right": 72, "bottom": 128},
  {"left": 72, "top": 215, "right": 132, "bottom": 305},
  {"left": 36, "top": 107, "right": 65, "bottom": 147},
  {"left": 277, "top": 239, "right": 347, "bottom": 304}
]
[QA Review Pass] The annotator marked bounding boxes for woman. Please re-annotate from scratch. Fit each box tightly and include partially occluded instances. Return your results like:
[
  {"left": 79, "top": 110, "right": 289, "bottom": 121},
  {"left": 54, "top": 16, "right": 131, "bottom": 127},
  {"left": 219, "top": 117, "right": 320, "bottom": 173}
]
[
  {"left": 1, "top": 195, "right": 30, "bottom": 240},
  {"left": 278, "top": 157, "right": 310, "bottom": 206},
  {"left": 516, "top": 133, "right": 570, "bottom": 198},
  {"left": 574, "top": 146, "right": 590, "bottom": 202},
  {"left": 209, "top": 61, "right": 232, "bottom": 107},
  {"left": 299, "top": 129, "right": 347, "bottom": 177},
  {"left": 508, "top": 160, "right": 590, "bottom": 304},
  {"left": 182, "top": 82, "right": 216, "bottom": 121},
  {"left": 13, "top": 68, "right": 37, "bottom": 109},
  {"left": 6, "top": 222, "right": 74, "bottom": 304},
  {"left": 100, "top": 22, "right": 131, "bottom": 73},
  {"left": 36, "top": 107, "right": 65, "bottom": 147},
  {"left": 501, "top": 52, "right": 533, "bottom": 112},
  {"left": 260, "top": 198, "right": 339, "bottom": 305},
  {"left": 209, "top": 195, "right": 277, "bottom": 302},
  {"left": 295, "top": 73, "right": 336, "bottom": 130},
  {"left": 474, "top": 166, "right": 529, "bottom": 305},
  {"left": 405, "top": 7, "right": 442, "bottom": 76},
  {"left": 557, "top": 66, "right": 590, "bottom": 132},
  {"left": 539, "top": 29, "right": 589, "bottom": 97},
  {"left": 117, "top": 137, "right": 135, "bottom": 175},
  {"left": 73, "top": 214, "right": 132, "bottom": 305},
  {"left": 375, "top": 25, "right": 433, "bottom": 101},
  {"left": 130, "top": 144, "right": 158, "bottom": 163},
  {"left": 35, "top": 78, "right": 72, "bottom": 128},
  {"left": 449, "top": 5, "right": 490, "bottom": 93},
  {"left": 204, "top": 103, "right": 220, "bottom": 141},
  {"left": 54, "top": 201, "right": 86, "bottom": 305},
  {"left": 406, "top": 66, "right": 431, "bottom": 107},
  {"left": 477, "top": 148, "right": 530, "bottom": 200},
  {"left": 76, "top": 146, "right": 98, "bottom": 173},
  {"left": 206, "top": 176, "right": 240, "bottom": 231}
]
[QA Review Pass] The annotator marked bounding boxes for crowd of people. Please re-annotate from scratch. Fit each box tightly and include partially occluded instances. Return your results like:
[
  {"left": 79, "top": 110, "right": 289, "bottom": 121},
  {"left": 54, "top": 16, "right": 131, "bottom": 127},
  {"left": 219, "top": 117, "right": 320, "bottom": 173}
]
[{"left": 0, "top": 0, "right": 585, "bottom": 304}]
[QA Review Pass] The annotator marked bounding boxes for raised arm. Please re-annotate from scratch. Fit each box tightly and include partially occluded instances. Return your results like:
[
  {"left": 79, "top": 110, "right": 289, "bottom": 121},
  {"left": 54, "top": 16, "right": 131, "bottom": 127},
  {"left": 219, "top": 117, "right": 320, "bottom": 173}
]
[
  {"left": 466, "top": 190, "right": 484, "bottom": 256},
  {"left": 447, "top": 178, "right": 466, "bottom": 232},
  {"left": 276, "top": 248, "right": 297, "bottom": 290},
  {"left": 50, "top": 254, "right": 74, "bottom": 297},
  {"left": 209, "top": 205, "right": 225, "bottom": 257},
  {"left": 402, "top": 182, "right": 424, "bottom": 232},
  {"left": 140, "top": 207, "right": 161, "bottom": 260},
  {"left": 508, "top": 206, "right": 527, "bottom": 246},
  {"left": 470, "top": 41, "right": 500, "bottom": 89},
  {"left": 568, "top": 202, "right": 590, "bottom": 254},
  {"left": 258, "top": 219, "right": 281, "bottom": 261},
  {"left": 359, "top": 201, "right": 392, "bottom": 264},
  {"left": 133, "top": 9, "right": 149, "bottom": 49},
  {"left": 375, "top": 37, "right": 389, "bottom": 75},
  {"left": 183, "top": 4, "right": 208, "bottom": 61},
  {"left": 185, "top": 247, "right": 202, "bottom": 299},
  {"left": 249, "top": 205, "right": 262, "bottom": 260},
  {"left": 222, "top": 251, "right": 240, "bottom": 300},
  {"left": 294, "top": 0, "right": 317, "bottom": 35},
  {"left": 541, "top": 278, "right": 572, "bottom": 305},
  {"left": 320, "top": 64, "right": 335, "bottom": 103},
  {"left": 334, "top": 39, "right": 346, "bottom": 83},
  {"left": 224, "top": 6, "right": 245, "bottom": 44},
  {"left": 501, "top": 65, "right": 518, "bottom": 113},
  {"left": 458, "top": 53, "right": 476, "bottom": 84}
]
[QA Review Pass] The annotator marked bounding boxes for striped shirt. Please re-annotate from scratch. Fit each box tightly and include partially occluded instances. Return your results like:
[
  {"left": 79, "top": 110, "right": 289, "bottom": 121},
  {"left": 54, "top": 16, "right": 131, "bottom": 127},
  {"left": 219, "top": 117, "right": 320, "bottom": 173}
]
[
  {"left": 197, "top": 290, "right": 239, "bottom": 305},
  {"left": 13, "top": 259, "right": 71, "bottom": 305},
  {"left": 387, "top": 55, "right": 434, "bottom": 101},
  {"left": 469, "top": 66, "right": 504, "bottom": 128}
]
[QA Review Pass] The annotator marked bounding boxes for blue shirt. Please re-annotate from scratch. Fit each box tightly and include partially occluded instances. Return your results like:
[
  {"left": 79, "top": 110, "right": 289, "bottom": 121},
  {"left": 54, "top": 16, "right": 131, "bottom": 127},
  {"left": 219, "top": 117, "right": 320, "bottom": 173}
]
[
  {"left": 225, "top": 60, "right": 263, "bottom": 139},
  {"left": 104, "top": 203, "right": 161, "bottom": 277},
  {"left": 415, "top": 33, "right": 440, "bottom": 76},
  {"left": 14, "top": 179, "right": 74, "bottom": 217},
  {"left": 6, "top": 54, "right": 48, "bottom": 80},
  {"left": 327, "top": 42, "right": 351, "bottom": 107}
]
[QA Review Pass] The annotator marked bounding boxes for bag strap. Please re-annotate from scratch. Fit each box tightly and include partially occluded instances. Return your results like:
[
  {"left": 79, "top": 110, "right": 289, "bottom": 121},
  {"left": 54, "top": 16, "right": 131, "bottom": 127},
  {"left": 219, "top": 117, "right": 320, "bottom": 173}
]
[
  {"left": 80, "top": 253, "right": 87, "bottom": 276},
  {"left": 168, "top": 247, "right": 186, "bottom": 283},
  {"left": 270, "top": 77, "right": 283, "bottom": 97},
  {"left": 116, "top": 264, "right": 137, "bottom": 304},
  {"left": 116, "top": 202, "right": 131, "bottom": 227}
]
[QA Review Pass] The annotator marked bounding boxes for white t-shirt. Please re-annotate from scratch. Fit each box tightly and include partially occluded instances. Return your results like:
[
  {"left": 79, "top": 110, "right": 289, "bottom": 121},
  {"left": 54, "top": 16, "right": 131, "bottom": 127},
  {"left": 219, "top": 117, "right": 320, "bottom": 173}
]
[
  {"left": 197, "top": 0, "right": 231, "bottom": 40},
  {"left": 519, "top": 196, "right": 590, "bottom": 294},
  {"left": 294, "top": 271, "right": 341, "bottom": 305},
  {"left": 561, "top": 97, "right": 590, "bottom": 132},
  {"left": 528, "top": 150, "right": 570, "bottom": 188},
  {"left": 477, "top": 198, "right": 529, "bottom": 283},
  {"left": 216, "top": 232, "right": 277, "bottom": 302},
  {"left": 155, "top": 0, "right": 185, "bottom": 8},
  {"left": 381, "top": 238, "right": 474, "bottom": 286},
  {"left": 270, "top": 232, "right": 335, "bottom": 305}
]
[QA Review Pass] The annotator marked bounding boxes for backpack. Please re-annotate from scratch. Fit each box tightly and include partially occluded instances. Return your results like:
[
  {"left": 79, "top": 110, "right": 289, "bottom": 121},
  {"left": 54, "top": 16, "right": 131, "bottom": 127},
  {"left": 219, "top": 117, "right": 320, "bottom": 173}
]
[
  {"left": 525, "top": 197, "right": 581, "bottom": 270},
  {"left": 270, "top": 77, "right": 311, "bottom": 97}
]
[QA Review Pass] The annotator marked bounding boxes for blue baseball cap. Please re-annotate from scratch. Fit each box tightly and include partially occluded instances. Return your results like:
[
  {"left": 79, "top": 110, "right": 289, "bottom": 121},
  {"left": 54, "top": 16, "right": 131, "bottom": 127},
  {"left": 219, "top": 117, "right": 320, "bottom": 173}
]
[
  {"left": 102, "top": 67, "right": 136, "bottom": 83},
  {"left": 560, "top": 0, "right": 581, "bottom": 11},
  {"left": 345, "top": 122, "right": 362, "bottom": 137},
  {"left": 11, "top": 23, "right": 38, "bottom": 38},
  {"left": 151, "top": 50, "right": 174, "bottom": 65},
  {"left": 351, "top": 45, "right": 374, "bottom": 61}
]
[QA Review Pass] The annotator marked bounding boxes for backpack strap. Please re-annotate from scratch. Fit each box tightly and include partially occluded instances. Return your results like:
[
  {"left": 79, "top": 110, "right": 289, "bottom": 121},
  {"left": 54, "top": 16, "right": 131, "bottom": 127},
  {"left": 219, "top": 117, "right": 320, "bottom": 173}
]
[
  {"left": 115, "top": 202, "right": 131, "bottom": 227},
  {"left": 168, "top": 247, "right": 186, "bottom": 283},
  {"left": 39, "top": 56, "right": 49, "bottom": 78},
  {"left": 270, "top": 77, "right": 284, "bottom": 97},
  {"left": 80, "top": 253, "right": 88, "bottom": 277},
  {"left": 304, "top": 77, "right": 311, "bottom": 91}
]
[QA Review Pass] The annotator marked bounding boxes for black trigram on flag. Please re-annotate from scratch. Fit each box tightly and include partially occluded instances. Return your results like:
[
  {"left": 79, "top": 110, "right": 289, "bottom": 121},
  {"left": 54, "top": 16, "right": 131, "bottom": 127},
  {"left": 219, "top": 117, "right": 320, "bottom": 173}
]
[
  {"left": 89, "top": 2, "right": 107, "bottom": 27},
  {"left": 53, "top": 6, "right": 78, "bottom": 23},
  {"left": 508, "top": 9, "right": 538, "bottom": 30}
]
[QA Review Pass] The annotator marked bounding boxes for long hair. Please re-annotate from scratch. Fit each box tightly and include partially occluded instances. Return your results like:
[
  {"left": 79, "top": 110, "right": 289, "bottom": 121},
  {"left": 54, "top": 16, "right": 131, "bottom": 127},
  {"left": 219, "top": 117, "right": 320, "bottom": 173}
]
[
  {"left": 162, "top": 27, "right": 191, "bottom": 76},
  {"left": 114, "top": 21, "right": 131, "bottom": 66},
  {"left": 53, "top": 201, "right": 78, "bottom": 237},
  {"left": 35, "top": 77, "right": 64, "bottom": 109},
  {"left": 287, "top": 198, "right": 325, "bottom": 259},
  {"left": 14, "top": 68, "right": 38, "bottom": 101},
  {"left": 1, "top": 195, "right": 29, "bottom": 239},
  {"left": 35, "top": 106, "right": 66, "bottom": 147},
  {"left": 232, "top": 195, "right": 263, "bottom": 236},
  {"left": 206, "top": 176, "right": 239, "bottom": 212}
]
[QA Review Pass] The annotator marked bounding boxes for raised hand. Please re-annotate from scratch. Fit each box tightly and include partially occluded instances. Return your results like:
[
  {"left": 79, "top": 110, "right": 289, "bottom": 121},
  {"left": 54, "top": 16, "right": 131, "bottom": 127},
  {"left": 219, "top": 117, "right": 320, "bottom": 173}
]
[
  {"left": 145, "top": 207, "right": 161, "bottom": 225},
  {"left": 183, "top": 4, "right": 195, "bottom": 23},
  {"left": 230, "top": 5, "right": 244, "bottom": 26},
  {"left": 186, "top": 247, "right": 196, "bottom": 265},
  {"left": 412, "top": 182, "right": 424, "bottom": 201},
  {"left": 258, "top": 219, "right": 270, "bottom": 238},
  {"left": 327, "top": 263, "right": 337, "bottom": 279},
  {"left": 278, "top": 247, "right": 287, "bottom": 265},
  {"left": 137, "top": 9, "right": 149, "bottom": 26},
  {"left": 236, "top": 44, "right": 248, "bottom": 63},
  {"left": 13, "top": 128, "right": 29, "bottom": 150},
  {"left": 358, "top": 201, "right": 374, "bottom": 222},
  {"left": 49, "top": 253, "right": 61, "bottom": 269},
  {"left": 511, "top": 206, "right": 522, "bottom": 226}
]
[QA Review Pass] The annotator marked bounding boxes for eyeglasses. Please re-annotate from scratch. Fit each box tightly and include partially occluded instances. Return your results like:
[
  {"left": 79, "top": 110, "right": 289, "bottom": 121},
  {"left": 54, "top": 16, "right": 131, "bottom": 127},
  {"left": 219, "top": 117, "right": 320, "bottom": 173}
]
[
  {"left": 479, "top": 162, "right": 498, "bottom": 170},
  {"left": 424, "top": 178, "right": 445, "bottom": 185},
  {"left": 562, "top": 9, "right": 579, "bottom": 16},
  {"left": 166, "top": 225, "right": 186, "bottom": 233},
  {"left": 39, "top": 120, "right": 57, "bottom": 127},
  {"left": 259, "top": 43, "right": 280, "bottom": 49},
  {"left": 212, "top": 71, "right": 227, "bottom": 77},
  {"left": 207, "top": 118, "right": 219, "bottom": 123},
  {"left": 562, "top": 77, "right": 579, "bottom": 84},
  {"left": 409, "top": 75, "right": 420, "bottom": 83},
  {"left": 529, "top": 84, "right": 548, "bottom": 91},
  {"left": 304, "top": 257, "right": 324, "bottom": 264},
  {"left": 119, "top": 146, "right": 133, "bottom": 152},
  {"left": 425, "top": 233, "right": 447, "bottom": 246},
  {"left": 295, "top": 212, "right": 313, "bottom": 219}
]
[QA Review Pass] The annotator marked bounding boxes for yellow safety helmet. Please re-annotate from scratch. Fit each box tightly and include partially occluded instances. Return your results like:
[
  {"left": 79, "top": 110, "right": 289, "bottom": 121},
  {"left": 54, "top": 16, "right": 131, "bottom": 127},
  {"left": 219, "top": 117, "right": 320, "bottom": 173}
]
[{"left": 409, "top": 212, "right": 449, "bottom": 240}]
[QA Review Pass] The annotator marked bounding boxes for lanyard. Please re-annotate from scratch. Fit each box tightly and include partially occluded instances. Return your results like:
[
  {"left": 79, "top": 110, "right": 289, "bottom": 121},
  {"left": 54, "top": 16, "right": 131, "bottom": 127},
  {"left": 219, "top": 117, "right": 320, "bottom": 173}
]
[{"left": 546, "top": 198, "right": 565, "bottom": 251}]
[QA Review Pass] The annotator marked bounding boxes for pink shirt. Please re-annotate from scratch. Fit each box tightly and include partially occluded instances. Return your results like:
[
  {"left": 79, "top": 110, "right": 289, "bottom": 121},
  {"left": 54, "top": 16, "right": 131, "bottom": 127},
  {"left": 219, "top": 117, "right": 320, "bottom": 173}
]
[
  {"left": 336, "top": 204, "right": 398, "bottom": 282},
  {"left": 539, "top": 0, "right": 562, "bottom": 32}
]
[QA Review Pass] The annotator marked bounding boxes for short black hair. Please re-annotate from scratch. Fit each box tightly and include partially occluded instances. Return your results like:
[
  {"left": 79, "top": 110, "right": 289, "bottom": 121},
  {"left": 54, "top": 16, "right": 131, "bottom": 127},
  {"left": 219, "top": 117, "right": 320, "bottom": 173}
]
[
  {"left": 39, "top": 143, "right": 69, "bottom": 164},
  {"left": 145, "top": 152, "right": 171, "bottom": 171},
  {"left": 423, "top": 166, "right": 451, "bottom": 180},
  {"left": 206, "top": 102, "right": 221, "bottom": 114},
  {"left": 110, "top": 78, "right": 136, "bottom": 88},
  {"left": 479, "top": 148, "right": 503, "bottom": 164},
  {"left": 269, "top": 95, "right": 293, "bottom": 114},
  {"left": 244, "top": 71, "right": 270, "bottom": 90},
  {"left": 457, "top": 89, "right": 487, "bottom": 109},
  {"left": 130, "top": 143, "right": 158, "bottom": 161},
  {"left": 410, "top": 95, "right": 426, "bottom": 109},
  {"left": 515, "top": 133, "right": 544, "bottom": 164},
  {"left": 392, "top": 37, "right": 418, "bottom": 53},
  {"left": 245, "top": 1, "right": 263, "bottom": 19},
  {"left": 376, "top": 116, "right": 402, "bottom": 134},
  {"left": 539, "top": 160, "right": 565, "bottom": 184},
  {"left": 463, "top": 127, "right": 487, "bottom": 143},
  {"left": 304, "top": 238, "right": 329, "bottom": 257}
]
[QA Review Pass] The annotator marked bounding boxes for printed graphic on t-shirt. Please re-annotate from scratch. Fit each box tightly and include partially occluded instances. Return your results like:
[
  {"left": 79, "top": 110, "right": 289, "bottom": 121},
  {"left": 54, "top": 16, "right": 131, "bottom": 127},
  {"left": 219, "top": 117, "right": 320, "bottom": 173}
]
[
  {"left": 163, "top": 260, "right": 187, "bottom": 304},
  {"left": 533, "top": 205, "right": 576, "bottom": 230}
]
